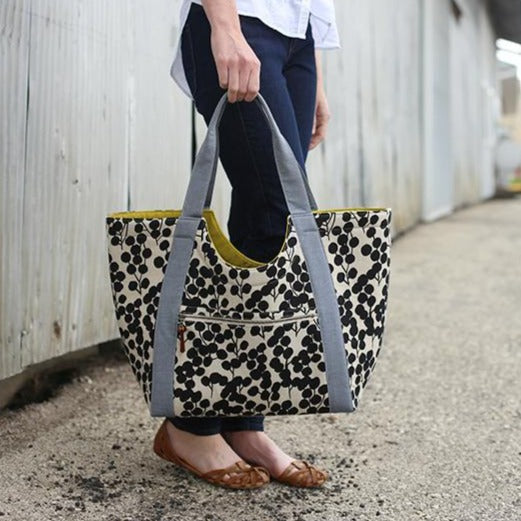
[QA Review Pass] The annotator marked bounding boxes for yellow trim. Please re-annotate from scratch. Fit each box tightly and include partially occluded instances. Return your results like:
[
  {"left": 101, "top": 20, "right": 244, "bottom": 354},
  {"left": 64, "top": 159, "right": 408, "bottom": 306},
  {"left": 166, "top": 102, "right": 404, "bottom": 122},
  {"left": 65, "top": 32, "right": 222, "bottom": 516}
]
[
  {"left": 203, "top": 210, "right": 268, "bottom": 267},
  {"left": 106, "top": 207, "right": 390, "bottom": 269},
  {"left": 107, "top": 207, "right": 389, "bottom": 219}
]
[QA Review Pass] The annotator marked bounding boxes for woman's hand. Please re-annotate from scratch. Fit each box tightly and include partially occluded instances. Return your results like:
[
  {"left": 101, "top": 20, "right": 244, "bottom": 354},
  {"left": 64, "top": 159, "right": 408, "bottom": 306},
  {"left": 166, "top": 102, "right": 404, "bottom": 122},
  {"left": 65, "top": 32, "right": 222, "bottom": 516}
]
[
  {"left": 201, "top": 0, "right": 260, "bottom": 103},
  {"left": 211, "top": 27, "right": 261, "bottom": 103},
  {"left": 309, "top": 50, "right": 331, "bottom": 150}
]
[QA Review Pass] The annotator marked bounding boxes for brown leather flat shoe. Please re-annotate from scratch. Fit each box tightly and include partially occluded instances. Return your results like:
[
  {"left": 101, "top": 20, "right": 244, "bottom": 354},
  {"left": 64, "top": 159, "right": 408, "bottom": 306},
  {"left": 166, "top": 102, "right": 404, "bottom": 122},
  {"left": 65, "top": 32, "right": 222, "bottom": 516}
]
[
  {"left": 273, "top": 459, "right": 329, "bottom": 487},
  {"left": 152, "top": 419, "right": 270, "bottom": 489}
]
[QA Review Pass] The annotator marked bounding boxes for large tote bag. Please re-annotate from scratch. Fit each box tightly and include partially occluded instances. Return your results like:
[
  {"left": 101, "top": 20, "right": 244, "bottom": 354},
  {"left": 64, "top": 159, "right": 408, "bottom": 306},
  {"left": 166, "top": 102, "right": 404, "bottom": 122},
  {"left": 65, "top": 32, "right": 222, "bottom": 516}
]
[{"left": 106, "top": 92, "right": 392, "bottom": 418}]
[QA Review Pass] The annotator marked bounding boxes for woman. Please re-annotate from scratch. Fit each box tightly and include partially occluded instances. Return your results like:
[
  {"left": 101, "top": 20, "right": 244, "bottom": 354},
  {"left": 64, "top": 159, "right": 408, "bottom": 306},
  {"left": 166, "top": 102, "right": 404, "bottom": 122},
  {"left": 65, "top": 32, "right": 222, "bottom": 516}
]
[{"left": 153, "top": 0, "right": 340, "bottom": 489}]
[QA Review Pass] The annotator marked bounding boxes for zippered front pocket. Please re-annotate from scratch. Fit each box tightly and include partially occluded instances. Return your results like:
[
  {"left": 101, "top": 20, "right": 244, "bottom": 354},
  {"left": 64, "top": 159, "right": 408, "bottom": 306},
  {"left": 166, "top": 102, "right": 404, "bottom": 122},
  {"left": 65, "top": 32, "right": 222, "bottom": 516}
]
[{"left": 176, "top": 310, "right": 319, "bottom": 353}]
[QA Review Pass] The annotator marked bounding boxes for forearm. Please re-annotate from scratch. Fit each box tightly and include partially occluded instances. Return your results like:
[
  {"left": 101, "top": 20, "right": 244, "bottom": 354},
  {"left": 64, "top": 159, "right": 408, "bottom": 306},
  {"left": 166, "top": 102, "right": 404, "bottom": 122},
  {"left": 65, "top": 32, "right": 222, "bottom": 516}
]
[
  {"left": 201, "top": 0, "right": 241, "bottom": 33},
  {"left": 200, "top": 0, "right": 260, "bottom": 102},
  {"left": 315, "top": 49, "right": 324, "bottom": 91}
]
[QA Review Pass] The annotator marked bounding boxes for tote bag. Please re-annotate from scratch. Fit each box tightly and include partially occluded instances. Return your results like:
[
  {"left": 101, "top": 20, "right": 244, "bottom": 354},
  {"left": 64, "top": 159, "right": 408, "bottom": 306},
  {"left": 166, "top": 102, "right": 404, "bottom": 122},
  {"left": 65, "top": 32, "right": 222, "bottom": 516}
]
[{"left": 106, "top": 92, "right": 392, "bottom": 418}]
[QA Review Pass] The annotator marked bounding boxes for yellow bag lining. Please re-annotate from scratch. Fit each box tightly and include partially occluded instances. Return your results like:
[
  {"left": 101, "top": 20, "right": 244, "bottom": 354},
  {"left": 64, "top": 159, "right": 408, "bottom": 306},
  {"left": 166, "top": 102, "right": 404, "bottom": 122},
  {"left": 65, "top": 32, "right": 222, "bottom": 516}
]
[{"left": 107, "top": 208, "right": 389, "bottom": 269}]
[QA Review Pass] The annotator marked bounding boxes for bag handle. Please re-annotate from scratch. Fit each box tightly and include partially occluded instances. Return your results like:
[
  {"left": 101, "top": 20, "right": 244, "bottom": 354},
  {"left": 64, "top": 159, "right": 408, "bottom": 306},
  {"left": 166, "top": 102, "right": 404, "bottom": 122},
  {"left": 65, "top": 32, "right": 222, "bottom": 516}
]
[
  {"left": 150, "top": 91, "right": 352, "bottom": 418},
  {"left": 181, "top": 92, "right": 318, "bottom": 219}
]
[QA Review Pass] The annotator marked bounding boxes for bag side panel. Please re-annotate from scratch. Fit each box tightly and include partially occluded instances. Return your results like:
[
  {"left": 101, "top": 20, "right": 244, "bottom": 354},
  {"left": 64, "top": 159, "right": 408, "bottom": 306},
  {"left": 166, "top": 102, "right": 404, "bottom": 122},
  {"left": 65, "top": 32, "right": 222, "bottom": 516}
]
[
  {"left": 317, "top": 210, "right": 392, "bottom": 409},
  {"left": 106, "top": 216, "right": 181, "bottom": 407}
]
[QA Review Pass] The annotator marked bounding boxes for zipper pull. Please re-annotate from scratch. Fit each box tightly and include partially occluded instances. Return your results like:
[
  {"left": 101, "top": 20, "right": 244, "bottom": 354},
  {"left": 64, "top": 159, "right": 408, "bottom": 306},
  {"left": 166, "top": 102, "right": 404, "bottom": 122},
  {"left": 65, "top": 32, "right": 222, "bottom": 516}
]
[{"left": 177, "top": 322, "right": 186, "bottom": 353}]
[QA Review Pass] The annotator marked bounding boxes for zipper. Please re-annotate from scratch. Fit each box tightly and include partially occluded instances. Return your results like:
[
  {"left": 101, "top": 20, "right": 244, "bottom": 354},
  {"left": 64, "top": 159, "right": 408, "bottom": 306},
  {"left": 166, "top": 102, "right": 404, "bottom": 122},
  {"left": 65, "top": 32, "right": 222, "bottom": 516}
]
[
  {"left": 176, "top": 311, "right": 318, "bottom": 353},
  {"left": 177, "top": 311, "right": 318, "bottom": 327},
  {"left": 177, "top": 323, "right": 187, "bottom": 353}
]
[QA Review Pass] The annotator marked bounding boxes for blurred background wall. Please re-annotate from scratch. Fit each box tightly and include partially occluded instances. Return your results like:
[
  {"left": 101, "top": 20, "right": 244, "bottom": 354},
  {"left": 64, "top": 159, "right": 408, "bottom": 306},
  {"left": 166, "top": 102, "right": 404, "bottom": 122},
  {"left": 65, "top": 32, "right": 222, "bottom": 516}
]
[{"left": 1, "top": 0, "right": 520, "bottom": 402}]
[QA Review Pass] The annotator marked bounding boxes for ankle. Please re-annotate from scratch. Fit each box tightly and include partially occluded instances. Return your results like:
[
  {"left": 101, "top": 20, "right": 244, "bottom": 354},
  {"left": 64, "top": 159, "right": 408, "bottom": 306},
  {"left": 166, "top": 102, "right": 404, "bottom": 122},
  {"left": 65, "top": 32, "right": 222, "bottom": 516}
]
[
  {"left": 225, "top": 431, "right": 279, "bottom": 457},
  {"left": 224, "top": 429, "right": 264, "bottom": 438}
]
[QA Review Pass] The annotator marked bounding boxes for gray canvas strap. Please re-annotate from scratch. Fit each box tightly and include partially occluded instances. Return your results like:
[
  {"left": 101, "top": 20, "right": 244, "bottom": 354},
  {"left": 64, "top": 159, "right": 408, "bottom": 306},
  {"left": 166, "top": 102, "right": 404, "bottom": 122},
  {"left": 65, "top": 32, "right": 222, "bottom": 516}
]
[
  {"left": 202, "top": 100, "right": 319, "bottom": 211},
  {"left": 150, "top": 92, "right": 353, "bottom": 417},
  {"left": 182, "top": 92, "right": 318, "bottom": 218}
]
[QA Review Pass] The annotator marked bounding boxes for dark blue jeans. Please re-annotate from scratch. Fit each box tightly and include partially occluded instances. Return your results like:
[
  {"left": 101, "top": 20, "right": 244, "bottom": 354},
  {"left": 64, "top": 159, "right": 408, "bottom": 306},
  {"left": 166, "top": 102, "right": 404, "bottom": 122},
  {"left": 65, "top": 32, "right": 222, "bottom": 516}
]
[{"left": 168, "top": 2, "right": 317, "bottom": 435}]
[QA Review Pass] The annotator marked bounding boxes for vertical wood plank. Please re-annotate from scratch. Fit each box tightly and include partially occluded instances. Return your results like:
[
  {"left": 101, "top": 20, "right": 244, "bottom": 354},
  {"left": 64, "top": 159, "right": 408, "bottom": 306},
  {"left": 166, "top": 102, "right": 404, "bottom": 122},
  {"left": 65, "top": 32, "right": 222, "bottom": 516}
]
[
  {"left": 20, "top": 0, "right": 132, "bottom": 367},
  {"left": 0, "top": 0, "right": 31, "bottom": 378}
]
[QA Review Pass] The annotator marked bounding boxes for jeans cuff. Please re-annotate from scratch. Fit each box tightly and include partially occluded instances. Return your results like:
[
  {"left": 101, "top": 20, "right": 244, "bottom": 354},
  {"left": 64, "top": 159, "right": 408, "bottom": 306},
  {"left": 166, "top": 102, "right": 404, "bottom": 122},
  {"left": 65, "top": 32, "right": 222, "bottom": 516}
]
[
  {"left": 220, "top": 418, "right": 265, "bottom": 432},
  {"left": 167, "top": 417, "right": 222, "bottom": 436}
]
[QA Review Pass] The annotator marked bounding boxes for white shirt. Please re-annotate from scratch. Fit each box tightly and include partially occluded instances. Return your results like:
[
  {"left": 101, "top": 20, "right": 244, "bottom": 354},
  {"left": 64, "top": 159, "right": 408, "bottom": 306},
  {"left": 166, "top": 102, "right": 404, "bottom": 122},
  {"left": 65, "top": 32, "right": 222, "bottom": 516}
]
[{"left": 170, "top": 0, "right": 341, "bottom": 99}]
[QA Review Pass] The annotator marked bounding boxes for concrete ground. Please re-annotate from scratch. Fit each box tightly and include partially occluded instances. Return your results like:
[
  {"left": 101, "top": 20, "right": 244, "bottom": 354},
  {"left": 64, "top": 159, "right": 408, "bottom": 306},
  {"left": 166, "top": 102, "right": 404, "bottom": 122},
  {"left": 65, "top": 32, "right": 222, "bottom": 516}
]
[{"left": 1, "top": 196, "right": 520, "bottom": 521}]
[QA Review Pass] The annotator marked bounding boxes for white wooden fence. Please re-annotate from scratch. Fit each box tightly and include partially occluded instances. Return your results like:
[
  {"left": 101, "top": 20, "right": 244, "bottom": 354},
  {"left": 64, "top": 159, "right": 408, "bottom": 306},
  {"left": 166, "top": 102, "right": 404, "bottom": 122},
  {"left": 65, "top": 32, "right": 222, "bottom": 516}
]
[{"left": 0, "top": 0, "right": 499, "bottom": 385}]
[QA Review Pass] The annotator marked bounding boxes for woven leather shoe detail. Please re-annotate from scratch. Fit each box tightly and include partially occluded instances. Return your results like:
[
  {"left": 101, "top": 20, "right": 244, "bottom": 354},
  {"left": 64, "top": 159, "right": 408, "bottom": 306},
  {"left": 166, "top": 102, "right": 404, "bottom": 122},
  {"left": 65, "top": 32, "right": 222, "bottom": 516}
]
[
  {"left": 273, "top": 459, "right": 328, "bottom": 487},
  {"left": 152, "top": 419, "right": 270, "bottom": 489}
]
